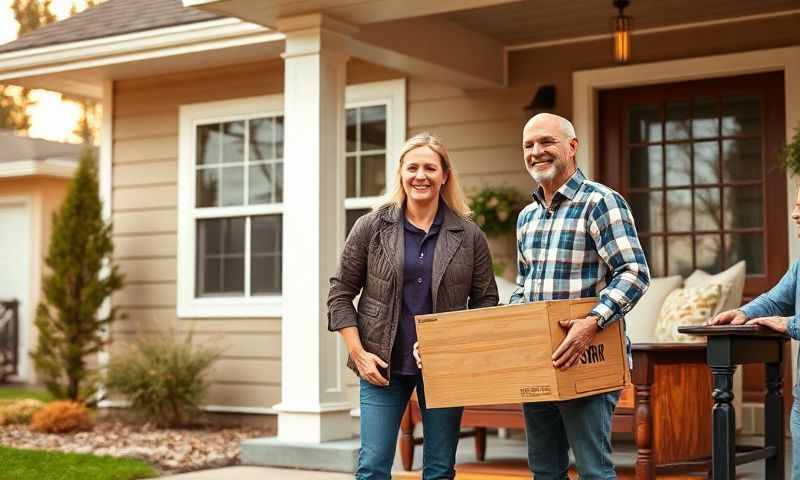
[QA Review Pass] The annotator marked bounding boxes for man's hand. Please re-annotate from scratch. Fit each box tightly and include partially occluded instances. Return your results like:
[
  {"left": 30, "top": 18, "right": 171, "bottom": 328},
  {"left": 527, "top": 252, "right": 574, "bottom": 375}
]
[
  {"left": 412, "top": 341, "right": 422, "bottom": 369},
  {"left": 707, "top": 309, "right": 747, "bottom": 326},
  {"left": 352, "top": 348, "right": 389, "bottom": 386},
  {"left": 745, "top": 316, "right": 788, "bottom": 334},
  {"left": 552, "top": 316, "right": 600, "bottom": 371}
]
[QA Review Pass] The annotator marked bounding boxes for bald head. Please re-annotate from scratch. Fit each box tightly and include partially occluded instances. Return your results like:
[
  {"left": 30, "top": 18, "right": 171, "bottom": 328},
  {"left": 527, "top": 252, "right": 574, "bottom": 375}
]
[{"left": 524, "top": 113, "right": 576, "bottom": 140}]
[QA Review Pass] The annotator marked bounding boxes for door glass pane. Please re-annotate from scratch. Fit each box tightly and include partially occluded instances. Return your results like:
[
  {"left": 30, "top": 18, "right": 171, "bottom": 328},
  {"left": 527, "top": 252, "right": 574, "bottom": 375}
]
[
  {"left": 696, "top": 234, "right": 722, "bottom": 274},
  {"left": 630, "top": 192, "right": 663, "bottom": 233},
  {"left": 221, "top": 121, "right": 245, "bottom": 164},
  {"left": 249, "top": 118, "right": 275, "bottom": 161},
  {"left": 629, "top": 146, "right": 662, "bottom": 188},
  {"left": 251, "top": 215, "right": 282, "bottom": 294},
  {"left": 722, "top": 96, "right": 760, "bottom": 137},
  {"left": 629, "top": 105, "right": 662, "bottom": 143},
  {"left": 694, "top": 188, "right": 721, "bottom": 231},
  {"left": 196, "top": 168, "right": 219, "bottom": 207},
  {"left": 726, "top": 233, "right": 764, "bottom": 274},
  {"left": 361, "top": 154, "right": 386, "bottom": 197},
  {"left": 666, "top": 189, "right": 692, "bottom": 232},
  {"left": 360, "top": 105, "right": 386, "bottom": 151},
  {"left": 723, "top": 138, "right": 762, "bottom": 182},
  {"left": 692, "top": 96, "right": 719, "bottom": 139},
  {"left": 196, "top": 124, "right": 220, "bottom": 165},
  {"left": 346, "top": 208, "right": 371, "bottom": 238},
  {"left": 346, "top": 156, "right": 357, "bottom": 198},
  {"left": 723, "top": 186, "right": 763, "bottom": 229},
  {"left": 665, "top": 144, "right": 691, "bottom": 187},
  {"left": 221, "top": 166, "right": 244, "bottom": 207},
  {"left": 693, "top": 141, "right": 720, "bottom": 185},
  {"left": 249, "top": 163, "right": 274, "bottom": 205},
  {"left": 641, "top": 236, "right": 665, "bottom": 277},
  {"left": 667, "top": 235, "right": 693, "bottom": 277},
  {"left": 665, "top": 101, "right": 690, "bottom": 141}
]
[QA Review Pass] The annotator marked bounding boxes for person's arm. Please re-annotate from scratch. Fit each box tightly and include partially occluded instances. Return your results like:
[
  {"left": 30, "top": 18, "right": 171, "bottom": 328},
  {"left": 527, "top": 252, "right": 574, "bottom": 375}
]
[
  {"left": 740, "top": 261, "right": 799, "bottom": 320},
  {"left": 468, "top": 227, "right": 499, "bottom": 309},
  {"left": 587, "top": 191, "right": 651, "bottom": 329},
  {"left": 339, "top": 326, "right": 388, "bottom": 386}
]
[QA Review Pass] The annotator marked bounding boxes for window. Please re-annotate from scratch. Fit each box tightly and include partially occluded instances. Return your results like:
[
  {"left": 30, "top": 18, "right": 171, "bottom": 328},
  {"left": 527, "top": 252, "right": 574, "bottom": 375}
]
[
  {"left": 178, "top": 96, "right": 284, "bottom": 317},
  {"left": 178, "top": 81, "right": 405, "bottom": 318}
]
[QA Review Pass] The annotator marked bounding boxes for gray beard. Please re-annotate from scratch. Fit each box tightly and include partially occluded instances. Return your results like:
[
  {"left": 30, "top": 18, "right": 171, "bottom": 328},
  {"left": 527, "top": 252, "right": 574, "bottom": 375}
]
[{"left": 531, "top": 165, "right": 557, "bottom": 183}]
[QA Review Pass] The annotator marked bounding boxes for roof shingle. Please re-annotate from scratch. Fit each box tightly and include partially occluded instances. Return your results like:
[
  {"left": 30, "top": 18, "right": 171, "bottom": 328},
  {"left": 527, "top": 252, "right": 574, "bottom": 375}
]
[{"left": 0, "top": 0, "right": 222, "bottom": 54}]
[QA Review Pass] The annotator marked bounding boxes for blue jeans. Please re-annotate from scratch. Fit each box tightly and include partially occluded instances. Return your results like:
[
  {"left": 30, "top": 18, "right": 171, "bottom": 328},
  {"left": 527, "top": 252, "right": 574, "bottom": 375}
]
[
  {"left": 791, "top": 386, "right": 800, "bottom": 480},
  {"left": 357, "top": 374, "right": 463, "bottom": 480},
  {"left": 523, "top": 390, "right": 620, "bottom": 480}
]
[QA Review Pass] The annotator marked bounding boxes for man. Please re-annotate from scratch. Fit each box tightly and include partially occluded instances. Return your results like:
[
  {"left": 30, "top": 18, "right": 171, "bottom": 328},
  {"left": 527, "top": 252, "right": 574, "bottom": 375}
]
[{"left": 511, "top": 113, "right": 650, "bottom": 479}]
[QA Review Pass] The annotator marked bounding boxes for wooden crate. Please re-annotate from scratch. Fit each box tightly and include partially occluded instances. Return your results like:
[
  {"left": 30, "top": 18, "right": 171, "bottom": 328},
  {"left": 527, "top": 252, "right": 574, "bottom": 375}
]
[{"left": 415, "top": 298, "right": 630, "bottom": 408}]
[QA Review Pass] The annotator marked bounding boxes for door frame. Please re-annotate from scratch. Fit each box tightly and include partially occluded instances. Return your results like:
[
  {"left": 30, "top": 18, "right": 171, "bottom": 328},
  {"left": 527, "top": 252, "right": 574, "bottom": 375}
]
[
  {"left": 0, "top": 195, "right": 33, "bottom": 381},
  {"left": 574, "top": 45, "right": 800, "bottom": 386}
]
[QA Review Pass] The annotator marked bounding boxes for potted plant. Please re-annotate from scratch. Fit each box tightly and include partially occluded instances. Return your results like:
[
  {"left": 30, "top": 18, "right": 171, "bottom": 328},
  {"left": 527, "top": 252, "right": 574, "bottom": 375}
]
[{"left": 468, "top": 186, "right": 526, "bottom": 279}]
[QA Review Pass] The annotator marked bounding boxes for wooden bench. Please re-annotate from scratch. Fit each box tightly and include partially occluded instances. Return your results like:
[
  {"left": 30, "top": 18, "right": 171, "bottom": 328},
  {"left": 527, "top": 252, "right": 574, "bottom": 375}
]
[{"left": 399, "top": 344, "right": 713, "bottom": 480}]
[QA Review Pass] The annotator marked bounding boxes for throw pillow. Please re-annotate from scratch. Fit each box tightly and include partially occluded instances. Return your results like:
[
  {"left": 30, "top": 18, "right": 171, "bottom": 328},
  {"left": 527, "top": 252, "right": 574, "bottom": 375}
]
[
  {"left": 625, "top": 275, "right": 683, "bottom": 343},
  {"left": 685, "top": 261, "right": 746, "bottom": 315},
  {"left": 654, "top": 283, "right": 723, "bottom": 343}
]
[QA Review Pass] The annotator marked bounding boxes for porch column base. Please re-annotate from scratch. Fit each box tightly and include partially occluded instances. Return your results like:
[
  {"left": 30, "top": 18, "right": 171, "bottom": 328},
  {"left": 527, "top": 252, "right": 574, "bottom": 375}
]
[{"left": 274, "top": 402, "right": 354, "bottom": 443}]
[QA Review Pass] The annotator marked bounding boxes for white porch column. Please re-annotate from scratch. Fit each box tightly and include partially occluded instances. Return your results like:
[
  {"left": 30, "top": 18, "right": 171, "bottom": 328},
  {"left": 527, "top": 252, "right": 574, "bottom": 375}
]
[{"left": 274, "top": 14, "right": 354, "bottom": 443}]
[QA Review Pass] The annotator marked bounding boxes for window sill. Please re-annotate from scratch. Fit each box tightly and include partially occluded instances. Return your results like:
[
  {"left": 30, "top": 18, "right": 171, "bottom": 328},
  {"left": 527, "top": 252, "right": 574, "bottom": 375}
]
[{"left": 177, "top": 296, "right": 283, "bottom": 318}]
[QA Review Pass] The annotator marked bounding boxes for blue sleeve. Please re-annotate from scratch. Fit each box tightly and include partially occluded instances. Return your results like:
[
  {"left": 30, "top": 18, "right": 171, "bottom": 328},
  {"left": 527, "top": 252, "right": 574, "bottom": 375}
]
[{"left": 740, "top": 260, "right": 799, "bottom": 321}]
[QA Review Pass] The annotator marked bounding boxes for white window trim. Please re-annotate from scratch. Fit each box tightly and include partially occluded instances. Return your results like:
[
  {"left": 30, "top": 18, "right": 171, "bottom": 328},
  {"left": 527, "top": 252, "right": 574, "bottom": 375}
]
[{"left": 178, "top": 79, "right": 405, "bottom": 318}]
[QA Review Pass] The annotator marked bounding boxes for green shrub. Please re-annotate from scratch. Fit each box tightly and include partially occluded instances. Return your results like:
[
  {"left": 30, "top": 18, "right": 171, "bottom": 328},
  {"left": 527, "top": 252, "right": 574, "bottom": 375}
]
[
  {"left": 781, "top": 123, "right": 800, "bottom": 177},
  {"left": 105, "top": 333, "right": 223, "bottom": 427},
  {"left": 468, "top": 187, "right": 526, "bottom": 237},
  {"left": 0, "top": 399, "right": 45, "bottom": 425}
]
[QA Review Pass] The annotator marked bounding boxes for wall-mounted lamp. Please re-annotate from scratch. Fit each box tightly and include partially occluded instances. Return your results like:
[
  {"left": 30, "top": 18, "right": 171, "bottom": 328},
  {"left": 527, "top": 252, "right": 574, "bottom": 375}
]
[
  {"left": 524, "top": 85, "right": 556, "bottom": 114},
  {"left": 613, "top": 0, "right": 631, "bottom": 64}
]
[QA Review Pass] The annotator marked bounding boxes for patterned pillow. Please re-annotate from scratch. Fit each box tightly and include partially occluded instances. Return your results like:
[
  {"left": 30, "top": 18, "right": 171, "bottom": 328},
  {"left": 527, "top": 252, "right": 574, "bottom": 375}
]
[{"left": 654, "top": 283, "right": 722, "bottom": 343}]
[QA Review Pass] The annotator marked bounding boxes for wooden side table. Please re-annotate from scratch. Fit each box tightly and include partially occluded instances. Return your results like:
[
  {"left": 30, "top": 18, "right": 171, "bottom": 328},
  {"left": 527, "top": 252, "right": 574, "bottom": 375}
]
[{"left": 678, "top": 324, "right": 789, "bottom": 480}]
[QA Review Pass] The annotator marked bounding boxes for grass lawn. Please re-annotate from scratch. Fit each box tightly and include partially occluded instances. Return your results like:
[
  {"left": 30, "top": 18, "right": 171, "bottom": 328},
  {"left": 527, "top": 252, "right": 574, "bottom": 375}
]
[
  {"left": 0, "top": 386, "right": 54, "bottom": 403},
  {"left": 0, "top": 445, "right": 159, "bottom": 480}
]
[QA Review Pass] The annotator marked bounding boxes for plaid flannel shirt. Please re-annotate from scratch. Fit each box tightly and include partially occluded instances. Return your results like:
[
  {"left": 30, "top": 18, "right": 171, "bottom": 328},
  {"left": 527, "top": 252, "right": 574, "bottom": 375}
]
[{"left": 510, "top": 169, "right": 650, "bottom": 331}]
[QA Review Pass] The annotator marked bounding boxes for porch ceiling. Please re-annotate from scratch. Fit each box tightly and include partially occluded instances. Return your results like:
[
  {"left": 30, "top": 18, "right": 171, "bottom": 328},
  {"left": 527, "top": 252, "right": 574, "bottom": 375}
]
[{"left": 441, "top": 0, "right": 800, "bottom": 46}]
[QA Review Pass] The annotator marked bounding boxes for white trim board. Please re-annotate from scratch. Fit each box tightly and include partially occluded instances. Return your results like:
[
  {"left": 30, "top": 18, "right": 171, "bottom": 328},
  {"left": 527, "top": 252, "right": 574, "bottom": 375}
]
[{"left": 0, "top": 159, "right": 77, "bottom": 178}]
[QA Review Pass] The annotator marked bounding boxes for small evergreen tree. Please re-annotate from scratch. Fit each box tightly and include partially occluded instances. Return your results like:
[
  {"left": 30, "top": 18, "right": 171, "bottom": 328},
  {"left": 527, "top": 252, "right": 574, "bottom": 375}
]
[{"left": 31, "top": 148, "right": 124, "bottom": 404}]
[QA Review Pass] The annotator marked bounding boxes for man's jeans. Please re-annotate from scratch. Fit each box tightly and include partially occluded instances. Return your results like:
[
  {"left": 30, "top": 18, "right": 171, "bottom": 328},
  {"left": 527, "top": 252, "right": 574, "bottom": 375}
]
[
  {"left": 791, "top": 386, "right": 800, "bottom": 480},
  {"left": 357, "top": 374, "right": 463, "bottom": 480},
  {"left": 523, "top": 390, "right": 620, "bottom": 480}
]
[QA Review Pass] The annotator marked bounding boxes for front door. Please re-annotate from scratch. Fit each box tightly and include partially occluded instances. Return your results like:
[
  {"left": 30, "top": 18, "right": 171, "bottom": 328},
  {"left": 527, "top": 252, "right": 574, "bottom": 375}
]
[
  {"left": 599, "top": 72, "right": 789, "bottom": 407},
  {"left": 0, "top": 200, "right": 31, "bottom": 380}
]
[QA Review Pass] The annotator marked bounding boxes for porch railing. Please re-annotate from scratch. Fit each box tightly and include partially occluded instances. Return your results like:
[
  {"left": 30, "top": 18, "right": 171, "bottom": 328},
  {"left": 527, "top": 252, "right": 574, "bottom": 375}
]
[{"left": 0, "top": 299, "right": 19, "bottom": 382}]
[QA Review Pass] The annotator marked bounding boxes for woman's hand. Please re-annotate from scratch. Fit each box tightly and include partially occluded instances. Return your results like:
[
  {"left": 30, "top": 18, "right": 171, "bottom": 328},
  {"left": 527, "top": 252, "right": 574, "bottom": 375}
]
[
  {"left": 745, "top": 316, "right": 789, "bottom": 334},
  {"left": 707, "top": 309, "right": 747, "bottom": 326},
  {"left": 413, "top": 341, "right": 422, "bottom": 369},
  {"left": 353, "top": 348, "right": 389, "bottom": 386}
]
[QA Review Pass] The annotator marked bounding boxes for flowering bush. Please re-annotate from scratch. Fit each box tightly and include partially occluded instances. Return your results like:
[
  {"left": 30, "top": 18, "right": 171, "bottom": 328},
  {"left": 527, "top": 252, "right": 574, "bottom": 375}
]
[{"left": 469, "top": 187, "right": 526, "bottom": 237}]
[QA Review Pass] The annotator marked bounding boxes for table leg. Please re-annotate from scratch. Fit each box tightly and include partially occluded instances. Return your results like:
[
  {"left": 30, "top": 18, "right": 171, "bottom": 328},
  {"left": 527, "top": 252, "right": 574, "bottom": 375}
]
[
  {"left": 474, "top": 427, "right": 487, "bottom": 461},
  {"left": 711, "top": 365, "right": 736, "bottom": 480},
  {"left": 399, "top": 404, "right": 415, "bottom": 471},
  {"left": 634, "top": 381, "right": 654, "bottom": 480},
  {"left": 765, "top": 362, "right": 785, "bottom": 480}
]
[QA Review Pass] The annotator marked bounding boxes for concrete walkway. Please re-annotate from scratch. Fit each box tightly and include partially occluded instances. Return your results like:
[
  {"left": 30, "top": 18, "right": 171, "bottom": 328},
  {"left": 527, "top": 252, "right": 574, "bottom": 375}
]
[{"left": 160, "top": 466, "right": 351, "bottom": 479}]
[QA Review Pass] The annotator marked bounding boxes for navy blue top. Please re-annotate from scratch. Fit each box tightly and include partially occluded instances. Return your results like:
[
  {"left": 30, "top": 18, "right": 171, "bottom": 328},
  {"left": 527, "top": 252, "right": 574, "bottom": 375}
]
[{"left": 392, "top": 206, "right": 444, "bottom": 375}]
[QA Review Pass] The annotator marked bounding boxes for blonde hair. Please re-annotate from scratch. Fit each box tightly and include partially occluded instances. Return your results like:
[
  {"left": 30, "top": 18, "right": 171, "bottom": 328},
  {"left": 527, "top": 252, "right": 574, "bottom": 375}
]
[{"left": 382, "top": 132, "right": 471, "bottom": 217}]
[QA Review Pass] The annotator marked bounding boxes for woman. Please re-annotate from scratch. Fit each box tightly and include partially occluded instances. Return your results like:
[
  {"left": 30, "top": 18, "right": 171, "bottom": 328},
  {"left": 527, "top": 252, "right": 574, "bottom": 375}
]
[
  {"left": 327, "top": 132, "right": 499, "bottom": 479},
  {"left": 709, "top": 186, "right": 800, "bottom": 479}
]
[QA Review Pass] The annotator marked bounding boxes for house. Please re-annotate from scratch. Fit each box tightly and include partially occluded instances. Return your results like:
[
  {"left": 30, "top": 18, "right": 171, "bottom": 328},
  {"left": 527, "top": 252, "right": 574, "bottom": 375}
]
[
  {"left": 0, "top": 0, "right": 798, "bottom": 470},
  {"left": 0, "top": 131, "right": 85, "bottom": 382}
]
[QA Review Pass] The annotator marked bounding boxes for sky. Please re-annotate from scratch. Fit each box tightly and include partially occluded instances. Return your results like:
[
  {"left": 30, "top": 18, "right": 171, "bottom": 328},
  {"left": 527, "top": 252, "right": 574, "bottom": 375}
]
[{"left": 0, "top": 0, "right": 95, "bottom": 143}]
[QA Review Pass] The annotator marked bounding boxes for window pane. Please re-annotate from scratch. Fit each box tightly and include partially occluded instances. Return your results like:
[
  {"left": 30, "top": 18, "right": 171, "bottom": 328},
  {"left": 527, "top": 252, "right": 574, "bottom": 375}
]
[
  {"left": 223, "top": 257, "right": 245, "bottom": 293},
  {"left": 629, "top": 105, "right": 662, "bottom": 143},
  {"left": 630, "top": 191, "right": 663, "bottom": 233},
  {"left": 197, "top": 218, "right": 221, "bottom": 255},
  {"left": 196, "top": 168, "right": 219, "bottom": 207},
  {"left": 666, "top": 189, "right": 692, "bottom": 232},
  {"left": 200, "top": 258, "right": 221, "bottom": 294},
  {"left": 665, "top": 101, "right": 690, "bottom": 141},
  {"left": 251, "top": 215, "right": 282, "bottom": 294},
  {"left": 629, "top": 146, "right": 662, "bottom": 188},
  {"left": 667, "top": 235, "right": 693, "bottom": 277},
  {"left": 723, "top": 138, "right": 762, "bottom": 182},
  {"left": 249, "top": 118, "right": 275, "bottom": 161},
  {"left": 694, "top": 188, "right": 721, "bottom": 231},
  {"left": 275, "top": 116, "right": 284, "bottom": 159},
  {"left": 346, "top": 209, "right": 370, "bottom": 239},
  {"left": 665, "top": 143, "right": 691, "bottom": 187},
  {"left": 723, "top": 186, "right": 763, "bottom": 229},
  {"left": 221, "top": 166, "right": 244, "bottom": 207},
  {"left": 249, "top": 164, "right": 274, "bottom": 205},
  {"left": 692, "top": 96, "right": 719, "bottom": 139},
  {"left": 196, "top": 217, "right": 245, "bottom": 296},
  {"left": 275, "top": 162, "right": 283, "bottom": 203},
  {"left": 221, "top": 121, "right": 245, "bottom": 164},
  {"left": 361, "top": 105, "right": 387, "bottom": 151},
  {"left": 361, "top": 154, "right": 386, "bottom": 197},
  {"left": 696, "top": 234, "right": 722, "bottom": 274},
  {"left": 346, "top": 108, "right": 357, "bottom": 153},
  {"left": 346, "top": 155, "right": 357, "bottom": 198},
  {"left": 641, "top": 236, "right": 665, "bottom": 277},
  {"left": 224, "top": 217, "right": 245, "bottom": 254},
  {"left": 726, "top": 233, "right": 764, "bottom": 274},
  {"left": 722, "top": 96, "right": 760, "bottom": 137},
  {"left": 693, "top": 141, "right": 720, "bottom": 185},
  {"left": 196, "top": 124, "right": 220, "bottom": 165}
]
